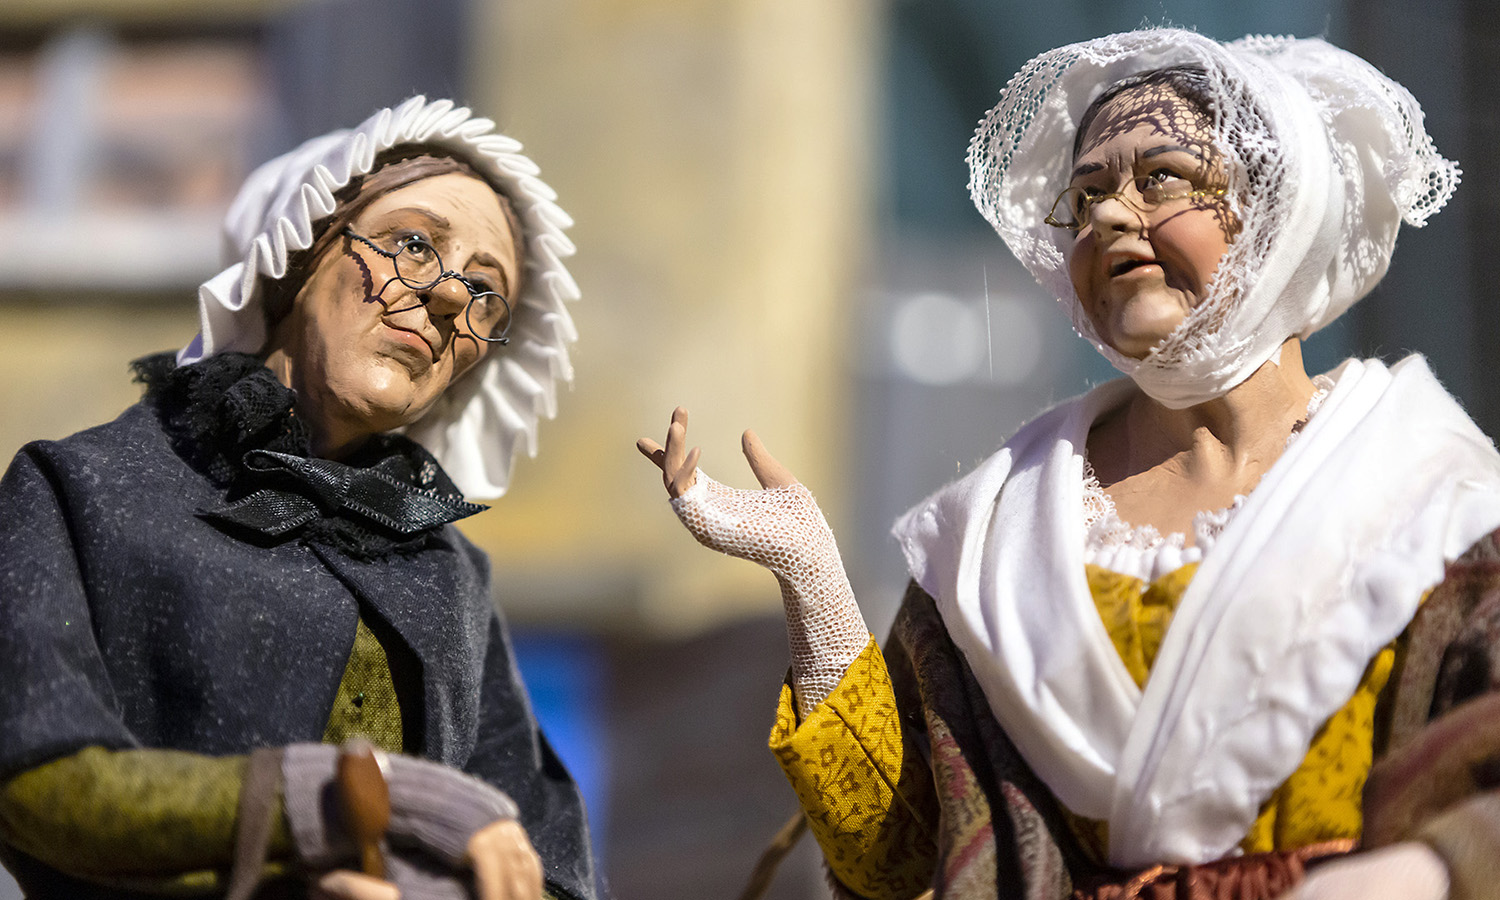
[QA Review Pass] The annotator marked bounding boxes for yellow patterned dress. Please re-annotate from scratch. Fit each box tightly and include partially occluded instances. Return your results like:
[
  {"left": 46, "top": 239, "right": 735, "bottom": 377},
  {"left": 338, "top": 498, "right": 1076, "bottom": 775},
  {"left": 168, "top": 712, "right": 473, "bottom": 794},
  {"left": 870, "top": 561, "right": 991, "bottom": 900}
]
[{"left": 770, "top": 563, "right": 1398, "bottom": 900}]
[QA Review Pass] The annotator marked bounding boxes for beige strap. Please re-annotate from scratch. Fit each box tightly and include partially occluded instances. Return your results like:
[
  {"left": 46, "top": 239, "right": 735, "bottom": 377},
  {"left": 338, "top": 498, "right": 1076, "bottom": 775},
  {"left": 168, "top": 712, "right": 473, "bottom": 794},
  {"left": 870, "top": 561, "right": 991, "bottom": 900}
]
[
  {"left": 735, "top": 811, "right": 807, "bottom": 900},
  {"left": 226, "top": 747, "right": 285, "bottom": 900}
]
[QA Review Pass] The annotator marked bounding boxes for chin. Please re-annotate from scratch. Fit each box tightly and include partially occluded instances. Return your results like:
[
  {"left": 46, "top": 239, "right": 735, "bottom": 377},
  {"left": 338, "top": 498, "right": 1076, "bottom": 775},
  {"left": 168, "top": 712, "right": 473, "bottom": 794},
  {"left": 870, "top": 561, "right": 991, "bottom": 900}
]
[
  {"left": 1102, "top": 303, "right": 1188, "bottom": 358},
  {"left": 1101, "top": 338, "right": 1159, "bottom": 360},
  {"left": 336, "top": 366, "right": 442, "bottom": 433}
]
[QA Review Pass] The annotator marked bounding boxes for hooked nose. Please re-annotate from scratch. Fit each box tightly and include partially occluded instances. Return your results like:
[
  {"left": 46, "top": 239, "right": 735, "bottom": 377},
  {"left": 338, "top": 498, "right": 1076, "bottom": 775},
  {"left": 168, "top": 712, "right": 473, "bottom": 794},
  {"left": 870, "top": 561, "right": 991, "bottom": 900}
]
[
  {"left": 1088, "top": 193, "right": 1145, "bottom": 233},
  {"left": 419, "top": 275, "right": 470, "bottom": 318}
]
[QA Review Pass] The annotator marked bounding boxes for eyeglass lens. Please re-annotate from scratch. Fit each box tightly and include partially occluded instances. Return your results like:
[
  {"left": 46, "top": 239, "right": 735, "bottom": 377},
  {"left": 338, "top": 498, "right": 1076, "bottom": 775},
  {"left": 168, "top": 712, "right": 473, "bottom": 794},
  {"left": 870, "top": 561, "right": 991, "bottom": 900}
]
[
  {"left": 344, "top": 229, "right": 513, "bottom": 344},
  {"left": 391, "top": 239, "right": 446, "bottom": 289},
  {"left": 1048, "top": 175, "right": 1207, "bottom": 229}
]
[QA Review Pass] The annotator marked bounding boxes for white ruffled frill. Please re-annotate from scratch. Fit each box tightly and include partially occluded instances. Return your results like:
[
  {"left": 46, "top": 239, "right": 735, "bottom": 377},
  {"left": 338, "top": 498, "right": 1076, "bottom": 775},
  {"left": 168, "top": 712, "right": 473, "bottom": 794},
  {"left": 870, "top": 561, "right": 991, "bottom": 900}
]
[{"left": 182, "top": 96, "right": 578, "bottom": 499}]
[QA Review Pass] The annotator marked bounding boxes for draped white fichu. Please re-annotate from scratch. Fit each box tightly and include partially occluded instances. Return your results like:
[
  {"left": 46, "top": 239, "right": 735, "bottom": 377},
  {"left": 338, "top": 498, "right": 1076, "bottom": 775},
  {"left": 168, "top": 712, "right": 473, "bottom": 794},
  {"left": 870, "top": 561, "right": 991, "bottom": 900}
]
[{"left": 893, "top": 357, "right": 1500, "bottom": 866}]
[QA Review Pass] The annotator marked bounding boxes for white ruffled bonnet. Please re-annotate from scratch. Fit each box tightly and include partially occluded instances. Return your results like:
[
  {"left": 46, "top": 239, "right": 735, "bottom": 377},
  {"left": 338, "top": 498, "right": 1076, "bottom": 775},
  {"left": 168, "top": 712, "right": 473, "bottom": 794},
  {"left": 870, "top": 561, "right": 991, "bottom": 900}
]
[
  {"left": 180, "top": 96, "right": 579, "bottom": 498},
  {"left": 968, "top": 29, "right": 1458, "bottom": 407}
]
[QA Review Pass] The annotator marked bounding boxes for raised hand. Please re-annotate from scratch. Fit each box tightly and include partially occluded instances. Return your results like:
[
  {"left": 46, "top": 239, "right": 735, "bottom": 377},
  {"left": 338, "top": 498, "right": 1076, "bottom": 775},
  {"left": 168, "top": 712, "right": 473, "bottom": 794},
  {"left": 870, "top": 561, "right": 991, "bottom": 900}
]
[
  {"left": 637, "top": 407, "right": 798, "bottom": 497},
  {"left": 637, "top": 408, "right": 870, "bottom": 716},
  {"left": 636, "top": 407, "right": 702, "bottom": 498}
]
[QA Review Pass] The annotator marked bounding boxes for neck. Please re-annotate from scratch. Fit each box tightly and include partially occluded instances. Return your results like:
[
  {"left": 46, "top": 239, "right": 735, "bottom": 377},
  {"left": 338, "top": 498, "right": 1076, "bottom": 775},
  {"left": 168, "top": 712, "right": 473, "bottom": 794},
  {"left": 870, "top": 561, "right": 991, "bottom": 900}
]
[
  {"left": 262, "top": 347, "right": 371, "bottom": 461},
  {"left": 1091, "top": 338, "right": 1318, "bottom": 488}
]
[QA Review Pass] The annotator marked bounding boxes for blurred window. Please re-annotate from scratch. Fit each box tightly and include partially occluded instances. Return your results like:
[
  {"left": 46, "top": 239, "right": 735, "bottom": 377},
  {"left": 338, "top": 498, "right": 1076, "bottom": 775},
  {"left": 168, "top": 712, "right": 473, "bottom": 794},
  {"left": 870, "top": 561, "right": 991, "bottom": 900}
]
[{"left": 0, "top": 27, "right": 270, "bottom": 290}]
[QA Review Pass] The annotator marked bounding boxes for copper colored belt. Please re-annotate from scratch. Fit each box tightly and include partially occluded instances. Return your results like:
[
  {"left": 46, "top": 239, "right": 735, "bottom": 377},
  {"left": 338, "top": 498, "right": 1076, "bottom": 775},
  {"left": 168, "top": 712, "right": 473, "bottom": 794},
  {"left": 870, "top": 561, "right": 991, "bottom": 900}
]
[{"left": 1072, "top": 839, "right": 1357, "bottom": 900}]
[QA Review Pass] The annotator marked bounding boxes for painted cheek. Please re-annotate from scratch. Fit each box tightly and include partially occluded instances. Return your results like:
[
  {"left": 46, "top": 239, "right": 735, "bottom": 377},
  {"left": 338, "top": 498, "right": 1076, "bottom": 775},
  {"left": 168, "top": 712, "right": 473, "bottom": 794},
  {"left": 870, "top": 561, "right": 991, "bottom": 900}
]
[
  {"left": 1067, "top": 232, "right": 1101, "bottom": 312},
  {"left": 1153, "top": 212, "right": 1230, "bottom": 296}
]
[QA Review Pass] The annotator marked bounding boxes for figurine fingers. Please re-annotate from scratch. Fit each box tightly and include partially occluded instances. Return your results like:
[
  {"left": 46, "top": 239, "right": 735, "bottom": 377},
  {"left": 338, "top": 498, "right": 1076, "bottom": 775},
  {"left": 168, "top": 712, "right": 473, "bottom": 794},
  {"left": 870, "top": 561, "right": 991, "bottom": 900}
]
[
  {"left": 668, "top": 447, "right": 701, "bottom": 498},
  {"left": 742, "top": 430, "right": 797, "bottom": 489},
  {"left": 662, "top": 407, "right": 693, "bottom": 493},
  {"left": 635, "top": 438, "right": 667, "bottom": 471}
]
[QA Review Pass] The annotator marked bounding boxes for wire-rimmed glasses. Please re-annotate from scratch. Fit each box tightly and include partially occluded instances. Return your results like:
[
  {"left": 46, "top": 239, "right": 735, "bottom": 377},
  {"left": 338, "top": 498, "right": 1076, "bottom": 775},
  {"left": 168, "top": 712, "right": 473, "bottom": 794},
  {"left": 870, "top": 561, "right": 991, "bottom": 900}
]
[
  {"left": 343, "top": 228, "right": 513, "bottom": 345},
  {"left": 1043, "top": 175, "right": 1227, "bottom": 231}
]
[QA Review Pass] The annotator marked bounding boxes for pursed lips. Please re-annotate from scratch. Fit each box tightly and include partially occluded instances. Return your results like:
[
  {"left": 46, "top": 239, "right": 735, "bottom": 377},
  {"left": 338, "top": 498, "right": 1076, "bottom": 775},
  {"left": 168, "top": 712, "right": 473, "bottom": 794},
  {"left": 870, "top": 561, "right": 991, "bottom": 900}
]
[{"left": 382, "top": 320, "right": 441, "bottom": 361}]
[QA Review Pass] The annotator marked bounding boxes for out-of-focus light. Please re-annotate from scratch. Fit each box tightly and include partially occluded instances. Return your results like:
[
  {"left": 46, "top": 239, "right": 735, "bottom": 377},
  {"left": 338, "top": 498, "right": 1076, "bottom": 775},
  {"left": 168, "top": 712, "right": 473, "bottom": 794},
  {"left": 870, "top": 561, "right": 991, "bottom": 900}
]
[
  {"left": 888, "top": 290, "right": 1044, "bottom": 387},
  {"left": 986, "top": 293, "right": 1043, "bottom": 386},
  {"left": 889, "top": 291, "right": 985, "bottom": 385}
]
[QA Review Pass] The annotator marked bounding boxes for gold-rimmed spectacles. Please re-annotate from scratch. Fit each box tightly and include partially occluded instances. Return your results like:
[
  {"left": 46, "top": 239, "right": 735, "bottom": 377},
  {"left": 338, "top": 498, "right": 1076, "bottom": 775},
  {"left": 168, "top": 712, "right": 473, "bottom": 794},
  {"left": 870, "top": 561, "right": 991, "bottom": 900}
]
[{"left": 1044, "top": 175, "right": 1227, "bottom": 231}]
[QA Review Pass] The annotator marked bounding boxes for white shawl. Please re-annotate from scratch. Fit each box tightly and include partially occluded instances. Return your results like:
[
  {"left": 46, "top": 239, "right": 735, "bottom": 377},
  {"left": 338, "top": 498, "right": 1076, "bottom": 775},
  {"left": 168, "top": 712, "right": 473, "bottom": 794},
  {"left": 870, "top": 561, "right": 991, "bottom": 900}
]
[{"left": 892, "top": 356, "right": 1500, "bottom": 867}]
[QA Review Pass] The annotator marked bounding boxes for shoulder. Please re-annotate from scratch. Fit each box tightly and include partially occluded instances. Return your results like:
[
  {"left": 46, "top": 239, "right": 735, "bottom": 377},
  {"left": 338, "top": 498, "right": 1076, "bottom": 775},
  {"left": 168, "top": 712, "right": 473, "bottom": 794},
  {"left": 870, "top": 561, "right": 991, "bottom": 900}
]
[
  {"left": 0, "top": 401, "right": 218, "bottom": 552},
  {"left": 439, "top": 522, "right": 492, "bottom": 582},
  {"left": 5, "top": 402, "right": 174, "bottom": 486},
  {"left": 7, "top": 401, "right": 190, "bottom": 495},
  {"left": 891, "top": 382, "right": 1122, "bottom": 564},
  {"left": 906, "top": 378, "right": 1134, "bottom": 512},
  {"left": 13, "top": 401, "right": 168, "bottom": 466}
]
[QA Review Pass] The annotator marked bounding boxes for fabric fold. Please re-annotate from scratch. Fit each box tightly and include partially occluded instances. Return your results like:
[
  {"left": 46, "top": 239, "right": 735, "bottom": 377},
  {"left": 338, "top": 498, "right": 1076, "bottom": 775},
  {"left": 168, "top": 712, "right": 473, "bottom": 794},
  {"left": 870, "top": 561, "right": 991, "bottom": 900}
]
[
  {"left": 892, "top": 355, "right": 1500, "bottom": 866},
  {"left": 203, "top": 451, "right": 486, "bottom": 538}
]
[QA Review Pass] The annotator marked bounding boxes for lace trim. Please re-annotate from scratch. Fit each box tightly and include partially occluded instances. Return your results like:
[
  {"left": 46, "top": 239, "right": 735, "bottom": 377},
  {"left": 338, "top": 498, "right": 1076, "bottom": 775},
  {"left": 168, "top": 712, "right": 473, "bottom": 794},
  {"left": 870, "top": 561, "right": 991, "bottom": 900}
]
[
  {"left": 1083, "top": 376, "right": 1332, "bottom": 579},
  {"left": 133, "top": 351, "right": 478, "bottom": 560},
  {"left": 967, "top": 31, "right": 1459, "bottom": 411}
]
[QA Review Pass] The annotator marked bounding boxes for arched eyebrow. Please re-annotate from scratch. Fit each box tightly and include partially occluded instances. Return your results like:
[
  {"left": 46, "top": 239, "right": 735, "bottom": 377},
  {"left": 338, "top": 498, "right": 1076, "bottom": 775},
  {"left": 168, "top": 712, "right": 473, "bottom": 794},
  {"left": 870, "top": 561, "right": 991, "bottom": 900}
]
[
  {"left": 383, "top": 207, "right": 451, "bottom": 230},
  {"left": 466, "top": 251, "right": 513, "bottom": 296},
  {"left": 1141, "top": 144, "right": 1206, "bottom": 160},
  {"left": 378, "top": 207, "right": 514, "bottom": 294},
  {"left": 1072, "top": 143, "right": 1206, "bottom": 179}
]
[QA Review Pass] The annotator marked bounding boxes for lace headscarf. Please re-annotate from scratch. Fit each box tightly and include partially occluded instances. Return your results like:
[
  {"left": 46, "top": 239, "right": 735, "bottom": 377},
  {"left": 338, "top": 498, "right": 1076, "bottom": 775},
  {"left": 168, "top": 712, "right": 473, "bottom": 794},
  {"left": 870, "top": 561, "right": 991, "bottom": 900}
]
[
  {"left": 180, "top": 96, "right": 579, "bottom": 498},
  {"left": 969, "top": 29, "right": 1458, "bottom": 407}
]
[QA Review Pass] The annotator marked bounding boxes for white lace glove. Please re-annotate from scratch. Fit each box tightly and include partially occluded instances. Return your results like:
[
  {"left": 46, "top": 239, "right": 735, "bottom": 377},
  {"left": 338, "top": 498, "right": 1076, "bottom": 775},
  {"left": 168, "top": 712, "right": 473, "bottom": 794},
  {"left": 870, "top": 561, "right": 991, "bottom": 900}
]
[{"left": 671, "top": 470, "right": 870, "bottom": 718}]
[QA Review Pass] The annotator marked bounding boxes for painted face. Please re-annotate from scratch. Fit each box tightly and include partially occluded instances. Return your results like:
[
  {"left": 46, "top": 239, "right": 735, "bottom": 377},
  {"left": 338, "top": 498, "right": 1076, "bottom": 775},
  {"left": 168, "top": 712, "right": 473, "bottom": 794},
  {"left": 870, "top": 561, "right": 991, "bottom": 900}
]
[
  {"left": 1065, "top": 84, "right": 1235, "bottom": 359},
  {"left": 265, "top": 172, "right": 520, "bottom": 453}
]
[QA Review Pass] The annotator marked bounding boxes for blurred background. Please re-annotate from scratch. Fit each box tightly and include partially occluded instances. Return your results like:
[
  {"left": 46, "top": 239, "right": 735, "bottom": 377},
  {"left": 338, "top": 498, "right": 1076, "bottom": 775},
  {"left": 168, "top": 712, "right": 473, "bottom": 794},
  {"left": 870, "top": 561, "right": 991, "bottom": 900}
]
[{"left": 0, "top": 0, "right": 1489, "bottom": 896}]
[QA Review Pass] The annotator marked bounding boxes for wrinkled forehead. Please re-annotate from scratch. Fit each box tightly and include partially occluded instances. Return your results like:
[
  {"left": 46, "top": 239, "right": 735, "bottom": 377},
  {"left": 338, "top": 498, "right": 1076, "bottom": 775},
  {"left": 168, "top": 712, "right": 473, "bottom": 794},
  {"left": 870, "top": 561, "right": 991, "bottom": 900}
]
[
  {"left": 1075, "top": 82, "right": 1219, "bottom": 163},
  {"left": 356, "top": 172, "right": 508, "bottom": 229}
]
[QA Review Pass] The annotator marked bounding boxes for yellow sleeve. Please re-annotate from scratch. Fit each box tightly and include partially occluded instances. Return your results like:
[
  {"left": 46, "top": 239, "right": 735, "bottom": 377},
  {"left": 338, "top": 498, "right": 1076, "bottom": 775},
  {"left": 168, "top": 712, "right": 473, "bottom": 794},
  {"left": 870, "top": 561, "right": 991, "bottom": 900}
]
[
  {"left": 769, "top": 636, "right": 938, "bottom": 900},
  {"left": 0, "top": 746, "right": 293, "bottom": 892}
]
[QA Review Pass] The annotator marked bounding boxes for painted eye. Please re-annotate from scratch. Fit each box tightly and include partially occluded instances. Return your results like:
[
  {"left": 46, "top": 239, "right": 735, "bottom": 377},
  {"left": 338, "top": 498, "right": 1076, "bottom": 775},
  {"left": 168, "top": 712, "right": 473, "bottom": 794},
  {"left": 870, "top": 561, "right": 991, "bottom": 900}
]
[
  {"left": 1138, "top": 170, "right": 1194, "bottom": 203},
  {"left": 472, "top": 291, "right": 503, "bottom": 317},
  {"left": 398, "top": 236, "right": 438, "bottom": 262}
]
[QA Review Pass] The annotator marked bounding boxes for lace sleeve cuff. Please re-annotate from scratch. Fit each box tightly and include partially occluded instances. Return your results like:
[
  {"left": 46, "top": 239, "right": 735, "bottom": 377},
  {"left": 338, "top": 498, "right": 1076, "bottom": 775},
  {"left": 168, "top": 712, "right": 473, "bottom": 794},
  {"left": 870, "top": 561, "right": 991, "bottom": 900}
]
[{"left": 769, "top": 636, "right": 937, "bottom": 900}]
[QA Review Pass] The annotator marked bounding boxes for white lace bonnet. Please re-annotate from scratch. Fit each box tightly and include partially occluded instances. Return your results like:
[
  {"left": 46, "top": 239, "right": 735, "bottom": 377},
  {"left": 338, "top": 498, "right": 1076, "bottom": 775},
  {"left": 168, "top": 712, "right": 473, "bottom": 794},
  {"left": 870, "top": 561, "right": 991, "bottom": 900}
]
[
  {"left": 179, "top": 96, "right": 579, "bottom": 499},
  {"left": 969, "top": 29, "right": 1458, "bottom": 407}
]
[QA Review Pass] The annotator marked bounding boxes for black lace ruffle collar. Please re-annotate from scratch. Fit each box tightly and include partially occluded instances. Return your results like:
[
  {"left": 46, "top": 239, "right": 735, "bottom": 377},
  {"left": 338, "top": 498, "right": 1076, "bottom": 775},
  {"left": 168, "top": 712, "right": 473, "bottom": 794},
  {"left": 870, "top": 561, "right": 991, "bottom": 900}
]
[{"left": 133, "top": 352, "right": 486, "bottom": 559}]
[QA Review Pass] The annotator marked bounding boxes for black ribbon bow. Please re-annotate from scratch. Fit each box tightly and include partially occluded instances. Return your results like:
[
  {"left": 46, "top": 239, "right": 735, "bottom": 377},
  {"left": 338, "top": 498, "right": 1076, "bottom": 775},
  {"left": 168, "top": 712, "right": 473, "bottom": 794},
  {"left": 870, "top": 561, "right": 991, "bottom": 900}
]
[{"left": 202, "top": 449, "right": 487, "bottom": 539}]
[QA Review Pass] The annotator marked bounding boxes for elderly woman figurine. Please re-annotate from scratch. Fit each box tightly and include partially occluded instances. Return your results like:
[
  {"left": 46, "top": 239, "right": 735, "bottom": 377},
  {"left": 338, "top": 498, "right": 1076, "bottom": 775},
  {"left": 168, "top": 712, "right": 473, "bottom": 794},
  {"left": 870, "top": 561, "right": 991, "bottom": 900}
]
[
  {"left": 0, "top": 98, "right": 594, "bottom": 900},
  {"left": 643, "top": 29, "right": 1500, "bottom": 900}
]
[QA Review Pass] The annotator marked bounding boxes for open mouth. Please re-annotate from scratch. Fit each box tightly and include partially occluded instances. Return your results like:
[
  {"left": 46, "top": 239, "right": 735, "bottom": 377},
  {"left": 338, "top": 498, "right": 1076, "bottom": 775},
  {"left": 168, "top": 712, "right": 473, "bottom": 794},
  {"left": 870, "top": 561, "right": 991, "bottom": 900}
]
[{"left": 1110, "top": 258, "right": 1159, "bottom": 277}]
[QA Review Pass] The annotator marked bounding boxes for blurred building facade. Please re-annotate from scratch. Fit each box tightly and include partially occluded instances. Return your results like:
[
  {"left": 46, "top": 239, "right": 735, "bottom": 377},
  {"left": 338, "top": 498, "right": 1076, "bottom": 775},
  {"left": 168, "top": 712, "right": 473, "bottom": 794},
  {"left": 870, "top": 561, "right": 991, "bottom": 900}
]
[
  {"left": 0, "top": 0, "right": 873, "bottom": 896},
  {"left": 0, "top": 0, "right": 1492, "bottom": 898}
]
